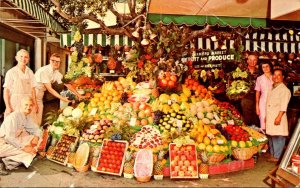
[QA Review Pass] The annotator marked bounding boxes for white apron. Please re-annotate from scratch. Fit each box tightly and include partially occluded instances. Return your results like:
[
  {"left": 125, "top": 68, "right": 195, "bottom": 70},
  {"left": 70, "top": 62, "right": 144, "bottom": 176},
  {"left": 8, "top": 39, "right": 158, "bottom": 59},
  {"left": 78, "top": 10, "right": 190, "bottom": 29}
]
[{"left": 4, "top": 76, "right": 33, "bottom": 117}]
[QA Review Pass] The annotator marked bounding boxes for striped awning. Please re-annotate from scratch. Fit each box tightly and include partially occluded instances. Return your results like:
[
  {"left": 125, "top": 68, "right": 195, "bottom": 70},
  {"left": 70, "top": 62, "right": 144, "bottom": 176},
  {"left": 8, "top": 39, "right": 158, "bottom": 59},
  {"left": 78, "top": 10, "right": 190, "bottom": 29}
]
[
  {"left": 60, "top": 33, "right": 134, "bottom": 47},
  {"left": 9, "top": 0, "right": 66, "bottom": 33},
  {"left": 196, "top": 30, "right": 300, "bottom": 54},
  {"left": 243, "top": 31, "right": 300, "bottom": 54}
]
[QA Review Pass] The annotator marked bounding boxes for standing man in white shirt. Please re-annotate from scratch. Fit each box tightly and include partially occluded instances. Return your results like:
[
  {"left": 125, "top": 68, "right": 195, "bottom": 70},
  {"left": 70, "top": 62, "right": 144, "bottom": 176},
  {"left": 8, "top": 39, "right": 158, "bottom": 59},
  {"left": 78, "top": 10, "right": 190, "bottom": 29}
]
[
  {"left": 34, "top": 53, "right": 83, "bottom": 126},
  {"left": 3, "top": 49, "right": 38, "bottom": 119}
]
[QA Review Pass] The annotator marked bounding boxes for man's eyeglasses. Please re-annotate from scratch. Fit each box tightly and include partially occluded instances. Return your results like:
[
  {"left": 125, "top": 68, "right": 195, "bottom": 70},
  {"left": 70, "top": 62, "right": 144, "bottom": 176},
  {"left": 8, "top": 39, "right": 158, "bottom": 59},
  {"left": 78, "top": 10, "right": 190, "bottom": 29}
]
[{"left": 50, "top": 59, "right": 61, "bottom": 63}]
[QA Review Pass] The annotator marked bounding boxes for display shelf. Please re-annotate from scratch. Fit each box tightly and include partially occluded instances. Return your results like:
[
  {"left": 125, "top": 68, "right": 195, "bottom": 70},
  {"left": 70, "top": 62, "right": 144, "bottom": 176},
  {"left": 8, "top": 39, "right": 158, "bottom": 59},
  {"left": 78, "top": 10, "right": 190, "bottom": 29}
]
[{"left": 276, "top": 118, "right": 300, "bottom": 186}]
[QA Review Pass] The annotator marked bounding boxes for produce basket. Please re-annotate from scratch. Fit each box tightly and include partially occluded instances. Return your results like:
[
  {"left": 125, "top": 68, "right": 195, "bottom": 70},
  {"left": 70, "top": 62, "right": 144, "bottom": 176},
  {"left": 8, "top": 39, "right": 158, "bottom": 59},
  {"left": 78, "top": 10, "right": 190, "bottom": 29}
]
[
  {"left": 136, "top": 176, "right": 151, "bottom": 183},
  {"left": 207, "top": 153, "right": 226, "bottom": 164},
  {"left": 232, "top": 146, "right": 257, "bottom": 161}
]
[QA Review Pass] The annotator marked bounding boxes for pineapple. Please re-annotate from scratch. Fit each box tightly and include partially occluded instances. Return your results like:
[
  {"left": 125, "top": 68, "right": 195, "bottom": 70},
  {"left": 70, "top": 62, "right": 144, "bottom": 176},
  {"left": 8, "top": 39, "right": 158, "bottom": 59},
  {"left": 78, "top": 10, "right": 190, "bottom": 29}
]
[
  {"left": 199, "top": 151, "right": 209, "bottom": 179},
  {"left": 153, "top": 160, "right": 163, "bottom": 175},
  {"left": 123, "top": 151, "right": 134, "bottom": 178},
  {"left": 123, "top": 159, "right": 134, "bottom": 178}
]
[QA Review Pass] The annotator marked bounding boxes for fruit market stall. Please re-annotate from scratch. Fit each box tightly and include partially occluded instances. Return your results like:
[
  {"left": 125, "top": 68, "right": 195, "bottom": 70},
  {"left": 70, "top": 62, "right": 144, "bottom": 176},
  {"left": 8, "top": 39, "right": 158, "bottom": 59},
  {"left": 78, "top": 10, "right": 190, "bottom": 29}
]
[{"left": 41, "top": 29, "right": 271, "bottom": 179}]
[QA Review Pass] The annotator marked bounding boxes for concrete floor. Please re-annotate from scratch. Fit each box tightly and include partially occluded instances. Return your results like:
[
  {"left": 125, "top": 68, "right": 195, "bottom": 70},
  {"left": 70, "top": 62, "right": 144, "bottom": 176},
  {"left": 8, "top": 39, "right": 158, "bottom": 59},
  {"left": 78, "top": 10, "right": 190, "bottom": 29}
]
[{"left": 0, "top": 154, "right": 278, "bottom": 187}]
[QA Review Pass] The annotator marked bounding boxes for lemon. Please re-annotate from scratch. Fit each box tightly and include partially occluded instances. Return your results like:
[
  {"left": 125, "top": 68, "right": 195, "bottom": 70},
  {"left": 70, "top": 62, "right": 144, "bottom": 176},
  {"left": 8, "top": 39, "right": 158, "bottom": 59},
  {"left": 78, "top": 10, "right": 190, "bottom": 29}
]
[
  {"left": 246, "top": 141, "right": 253, "bottom": 147},
  {"left": 231, "top": 140, "right": 238, "bottom": 147},
  {"left": 198, "top": 143, "right": 206, "bottom": 150},
  {"left": 213, "top": 145, "right": 220, "bottom": 153},
  {"left": 239, "top": 141, "right": 246, "bottom": 148},
  {"left": 206, "top": 145, "right": 213, "bottom": 153},
  {"left": 203, "top": 136, "right": 211, "bottom": 145}
]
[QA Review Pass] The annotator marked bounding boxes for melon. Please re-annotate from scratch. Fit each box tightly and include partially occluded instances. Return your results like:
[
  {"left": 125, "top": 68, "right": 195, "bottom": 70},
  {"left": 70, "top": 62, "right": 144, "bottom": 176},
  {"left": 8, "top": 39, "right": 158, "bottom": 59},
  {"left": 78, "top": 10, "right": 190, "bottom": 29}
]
[
  {"left": 74, "top": 143, "right": 90, "bottom": 167},
  {"left": 134, "top": 149, "right": 153, "bottom": 179}
]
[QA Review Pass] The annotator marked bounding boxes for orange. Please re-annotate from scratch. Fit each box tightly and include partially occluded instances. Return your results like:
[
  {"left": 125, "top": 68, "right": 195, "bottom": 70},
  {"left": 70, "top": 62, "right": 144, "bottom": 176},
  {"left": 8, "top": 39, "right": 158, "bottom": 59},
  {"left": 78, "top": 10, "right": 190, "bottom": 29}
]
[{"left": 140, "top": 119, "right": 148, "bottom": 126}]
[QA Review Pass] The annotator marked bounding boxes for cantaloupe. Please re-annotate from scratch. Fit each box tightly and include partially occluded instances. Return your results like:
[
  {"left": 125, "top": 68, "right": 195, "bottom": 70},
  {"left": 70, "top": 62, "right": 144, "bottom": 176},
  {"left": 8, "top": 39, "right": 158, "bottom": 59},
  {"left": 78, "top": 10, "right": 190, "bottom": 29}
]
[
  {"left": 134, "top": 149, "right": 153, "bottom": 181},
  {"left": 74, "top": 143, "right": 90, "bottom": 167}
]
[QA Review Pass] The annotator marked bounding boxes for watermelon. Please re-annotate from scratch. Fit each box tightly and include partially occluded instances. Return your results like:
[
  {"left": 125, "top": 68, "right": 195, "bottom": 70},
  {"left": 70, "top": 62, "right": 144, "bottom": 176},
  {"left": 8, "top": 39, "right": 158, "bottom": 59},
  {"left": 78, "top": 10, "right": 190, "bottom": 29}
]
[
  {"left": 134, "top": 149, "right": 153, "bottom": 178},
  {"left": 74, "top": 143, "right": 90, "bottom": 168}
]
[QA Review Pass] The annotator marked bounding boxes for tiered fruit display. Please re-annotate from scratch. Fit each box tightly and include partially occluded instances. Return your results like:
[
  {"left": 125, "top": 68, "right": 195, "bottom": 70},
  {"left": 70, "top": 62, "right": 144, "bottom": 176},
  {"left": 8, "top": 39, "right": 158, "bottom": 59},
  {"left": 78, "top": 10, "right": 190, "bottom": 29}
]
[
  {"left": 169, "top": 144, "right": 198, "bottom": 178},
  {"left": 129, "top": 125, "right": 162, "bottom": 149},
  {"left": 47, "top": 135, "right": 78, "bottom": 165},
  {"left": 96, "top": 140, "right": 128, "bottom": 175},
  {"left": 80, "top": 119, "right": 113, "bottom": 143}
]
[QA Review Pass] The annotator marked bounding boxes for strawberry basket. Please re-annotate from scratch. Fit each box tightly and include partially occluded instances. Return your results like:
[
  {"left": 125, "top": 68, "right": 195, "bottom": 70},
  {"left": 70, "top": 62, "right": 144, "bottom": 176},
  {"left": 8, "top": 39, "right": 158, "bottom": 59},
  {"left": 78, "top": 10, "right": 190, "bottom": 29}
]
[
  {"left": 207, "top": 153, "right": 226, "bottom": 164},
  {"left": 232, "top": 146, "right": 257, "bottom": 161}
]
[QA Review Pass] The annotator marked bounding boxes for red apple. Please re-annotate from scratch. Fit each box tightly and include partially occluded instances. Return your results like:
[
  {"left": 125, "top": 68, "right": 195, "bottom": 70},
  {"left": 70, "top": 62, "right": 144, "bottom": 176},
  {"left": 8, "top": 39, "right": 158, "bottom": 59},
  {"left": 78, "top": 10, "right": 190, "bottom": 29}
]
[
  {"left": 181, "top": 165, "right": 187, "bottom": 171},
  {"left": 171, "top": 171, "right": 178, "bottom": 176},
  {"left": 184, "top": 160, "right": 190, "bottom": 166},
  {"left": 188, "top": 166, "right": 194, "bottom": 171},
  {"left": 174, "top": 166, "right": 180, "bottom": 172},
  {"left": 186, "top": 145, "right": 193, "bottom": 151},
  {"left": 181, "top": 155, "right": 187, "bottom": 161},
  {"left": 184, "top": 171, "right": 192, "bottom": 177}
]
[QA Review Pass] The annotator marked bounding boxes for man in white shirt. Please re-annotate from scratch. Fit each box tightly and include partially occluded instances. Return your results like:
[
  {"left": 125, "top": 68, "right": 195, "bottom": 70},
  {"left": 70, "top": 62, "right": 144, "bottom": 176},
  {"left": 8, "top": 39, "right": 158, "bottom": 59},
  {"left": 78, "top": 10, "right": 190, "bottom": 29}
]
[
  {"left": 34, "top": 53, "right": 83, "bottom": 126},
  {"left": 0, "top": 97, "right": 41, "bottom": 175}
]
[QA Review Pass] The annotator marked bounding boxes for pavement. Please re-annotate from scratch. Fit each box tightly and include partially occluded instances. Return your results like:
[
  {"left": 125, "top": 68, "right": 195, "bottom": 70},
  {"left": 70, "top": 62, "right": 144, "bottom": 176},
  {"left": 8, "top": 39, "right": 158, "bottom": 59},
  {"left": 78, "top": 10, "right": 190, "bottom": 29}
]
[{"left": 0, "top": 153, "right": 278, "bottom": 187}]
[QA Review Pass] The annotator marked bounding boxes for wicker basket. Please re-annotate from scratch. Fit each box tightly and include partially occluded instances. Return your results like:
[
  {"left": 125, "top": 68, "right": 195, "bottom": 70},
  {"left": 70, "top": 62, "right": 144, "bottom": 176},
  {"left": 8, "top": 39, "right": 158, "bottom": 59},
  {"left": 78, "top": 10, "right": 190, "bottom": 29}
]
[
  {"left": 232, "top": 146, "right": 257, "bottom": 161},
  {"left": 208, "top": 153, "right": 226, "bottom": 164},
  {"left": 136, "top": 176, "right": 151, "bottom": 183},
  {"left": 74, "top": 164, "right": 90, "bottom": 172}
]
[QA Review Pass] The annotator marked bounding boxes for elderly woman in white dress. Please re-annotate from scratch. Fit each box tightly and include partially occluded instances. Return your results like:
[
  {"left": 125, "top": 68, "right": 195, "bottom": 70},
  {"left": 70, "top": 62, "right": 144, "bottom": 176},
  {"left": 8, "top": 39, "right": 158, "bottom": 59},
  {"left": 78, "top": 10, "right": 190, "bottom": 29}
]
[{"left": 0, "top": 97, "right": 41, "bottom": 175}]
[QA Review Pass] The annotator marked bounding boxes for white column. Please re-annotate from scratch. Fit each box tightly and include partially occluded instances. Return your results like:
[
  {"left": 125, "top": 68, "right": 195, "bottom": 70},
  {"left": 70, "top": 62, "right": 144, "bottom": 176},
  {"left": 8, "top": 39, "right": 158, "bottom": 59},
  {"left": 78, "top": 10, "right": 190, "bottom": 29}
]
[{"left": 34, "top": 37, "right": 42, "bottom": 71}]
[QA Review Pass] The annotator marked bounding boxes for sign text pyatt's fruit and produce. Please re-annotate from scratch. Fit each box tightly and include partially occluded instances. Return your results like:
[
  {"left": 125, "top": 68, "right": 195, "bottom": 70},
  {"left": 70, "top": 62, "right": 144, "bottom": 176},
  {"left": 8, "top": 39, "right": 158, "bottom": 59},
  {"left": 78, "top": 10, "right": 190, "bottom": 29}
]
[{"left": 181, "top": 50, "right": 235, "bottom": 69}]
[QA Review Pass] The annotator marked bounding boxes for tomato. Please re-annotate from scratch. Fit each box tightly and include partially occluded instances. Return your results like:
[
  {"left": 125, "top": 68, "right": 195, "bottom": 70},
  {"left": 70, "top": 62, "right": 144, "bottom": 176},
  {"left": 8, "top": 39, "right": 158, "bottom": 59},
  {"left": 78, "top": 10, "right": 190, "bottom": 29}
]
[
  {"left": 167, "top": 80, "right": 175, "bottom": 88},
  {"left": 170, "top": 75, "right": 177, "bottom": 82},
  {"left": 159, "top": 79, "right": 168, "bottom": 87}
]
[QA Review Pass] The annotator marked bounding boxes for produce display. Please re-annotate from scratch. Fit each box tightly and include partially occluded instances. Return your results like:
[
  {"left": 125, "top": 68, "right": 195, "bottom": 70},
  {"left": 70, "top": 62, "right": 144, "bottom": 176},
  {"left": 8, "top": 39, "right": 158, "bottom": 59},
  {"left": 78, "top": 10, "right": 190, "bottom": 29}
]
[
  {"left": 43, "top": 32, "right": 274, "bottom": 181},
  {"left": 169, "top": 144, "right": 198, "bottom": 179},
  {"left": 47, "top": 135, "right": 78, "bottom": 165},
  {"left": 95, "top": 140, "right": 128, "bottom": 176}
]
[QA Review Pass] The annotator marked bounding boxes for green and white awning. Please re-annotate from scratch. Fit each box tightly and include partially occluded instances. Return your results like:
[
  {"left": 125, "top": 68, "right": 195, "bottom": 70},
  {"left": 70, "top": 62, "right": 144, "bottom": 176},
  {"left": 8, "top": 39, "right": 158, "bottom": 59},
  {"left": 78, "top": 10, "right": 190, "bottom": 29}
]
[
  {"left": 9, "top": 0, "right": 66, "bottom": 33},
  {"left": 60, "top": 33, "right": 134, "bottom": 47}
]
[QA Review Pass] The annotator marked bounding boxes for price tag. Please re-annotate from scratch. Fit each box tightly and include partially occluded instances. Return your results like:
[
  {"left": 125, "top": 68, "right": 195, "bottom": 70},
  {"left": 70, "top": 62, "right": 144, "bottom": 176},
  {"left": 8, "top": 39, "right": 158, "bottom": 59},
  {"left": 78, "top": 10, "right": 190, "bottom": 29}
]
[
  {"left": 227, "top": 120, "right": 234, "bottom": 125},
  {"left": 168, "top": 100, "right": 172, "bottom": 105},
  {"left": 130, "top": 118, "right": 137, "bottom": 126},
  {"left": 213, "top": 112, "right": 220, "bottom": 121},
  {"left": 217, "top": 140, "right": 224, "bottom": 144},
  {"left": 89, "top": 108, "right": 98, "bottom": 116},
  {"left": 109, "top": 70, "right": 115, "bottom": 74},
  {"left": 177, "top": 120, "right": 182, "bottom": 132}
]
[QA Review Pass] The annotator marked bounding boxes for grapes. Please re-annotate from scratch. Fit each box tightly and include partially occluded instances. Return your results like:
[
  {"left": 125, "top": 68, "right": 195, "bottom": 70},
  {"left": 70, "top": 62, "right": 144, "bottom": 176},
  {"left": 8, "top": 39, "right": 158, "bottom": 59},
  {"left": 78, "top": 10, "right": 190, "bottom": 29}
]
[
  {"left": 111, "top": 133, "right": 122, "bottom": 141},
  {"left": 154, "top": 110, "right": 163, "bottom": 125},
  {"left": 120, "top": 92, "right": 128, "bottom": 105}
]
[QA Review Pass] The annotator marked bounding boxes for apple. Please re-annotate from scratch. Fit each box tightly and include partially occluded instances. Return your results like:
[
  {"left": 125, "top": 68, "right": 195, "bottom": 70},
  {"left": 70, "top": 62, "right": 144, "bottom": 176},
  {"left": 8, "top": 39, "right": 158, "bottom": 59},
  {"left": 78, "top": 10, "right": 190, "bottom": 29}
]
[
  {"left": 184, "top": 151, "right": 190, "bottom": 156},
  {"left": 174, "top": 166, "right": 180, "bottom": 172},
  {"left": 181, "top": 165, "right": 187, "bottom": 171},
  {"left": 184, "top": 171, "right": 192, "bottom": 177},
  {"left": 173, "top": 146, "right": 180, "bottom": 151},
  {"left": 171, "top": 160, "right": 177, "bottom": 167},
  {"left": 178, "top": 171, "right": 185, "bottom": 177},
  {"left": 181, "top": 155, "right": 187, "bottom": 161},
  {"left": 177, "top": 151, "right": 182, "bottom": 156},
  {"left": 178, "top": 160, "right": 184, "bottom": 167},
  {"left": 191, "top": 170, "right": 198, "bottom": 177},
  {"left": 191, "top": 161, "right": 197, "bottom": 166},
  {"left": 186, "top": 145, "right": 193, "bottom": 151},
  {"left": 188, "top": 166, "right": 194, "bottom": 171},
  {"left": 184, "top": 160, "right": 190, "bottom": 166},
  {"left": 171, "top": 171, "right": 178, "bottom": 176},
  {"left": 174, "top": 156, "right": 180, "bottom": 161}
]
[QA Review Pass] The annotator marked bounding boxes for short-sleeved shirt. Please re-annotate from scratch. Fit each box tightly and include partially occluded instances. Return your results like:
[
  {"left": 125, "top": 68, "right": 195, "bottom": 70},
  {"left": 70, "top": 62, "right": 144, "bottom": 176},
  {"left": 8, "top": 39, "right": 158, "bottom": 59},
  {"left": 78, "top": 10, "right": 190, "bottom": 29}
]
[
  {"left": 35, "top": 64, "right": 63, "bottom": 91},
  {"left": 3, "top": 66, "right": 37, "bottom": 90}
]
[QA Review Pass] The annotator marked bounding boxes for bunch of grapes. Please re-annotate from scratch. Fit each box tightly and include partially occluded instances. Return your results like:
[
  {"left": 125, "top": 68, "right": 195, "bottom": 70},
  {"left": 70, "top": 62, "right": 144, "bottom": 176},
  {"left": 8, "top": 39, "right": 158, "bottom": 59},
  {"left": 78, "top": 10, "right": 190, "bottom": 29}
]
[
  {"left": 111, "top": 133, "right": 122, "bottom": 141},
  {"left": 215, "top": 124, "right": 231, "bottom": 140},
  {"left": 120, "top": 92, "right": 128, "bottom": 105},
  {"left": 153, "top": 110, "right": 164, "bottom": 125}
]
